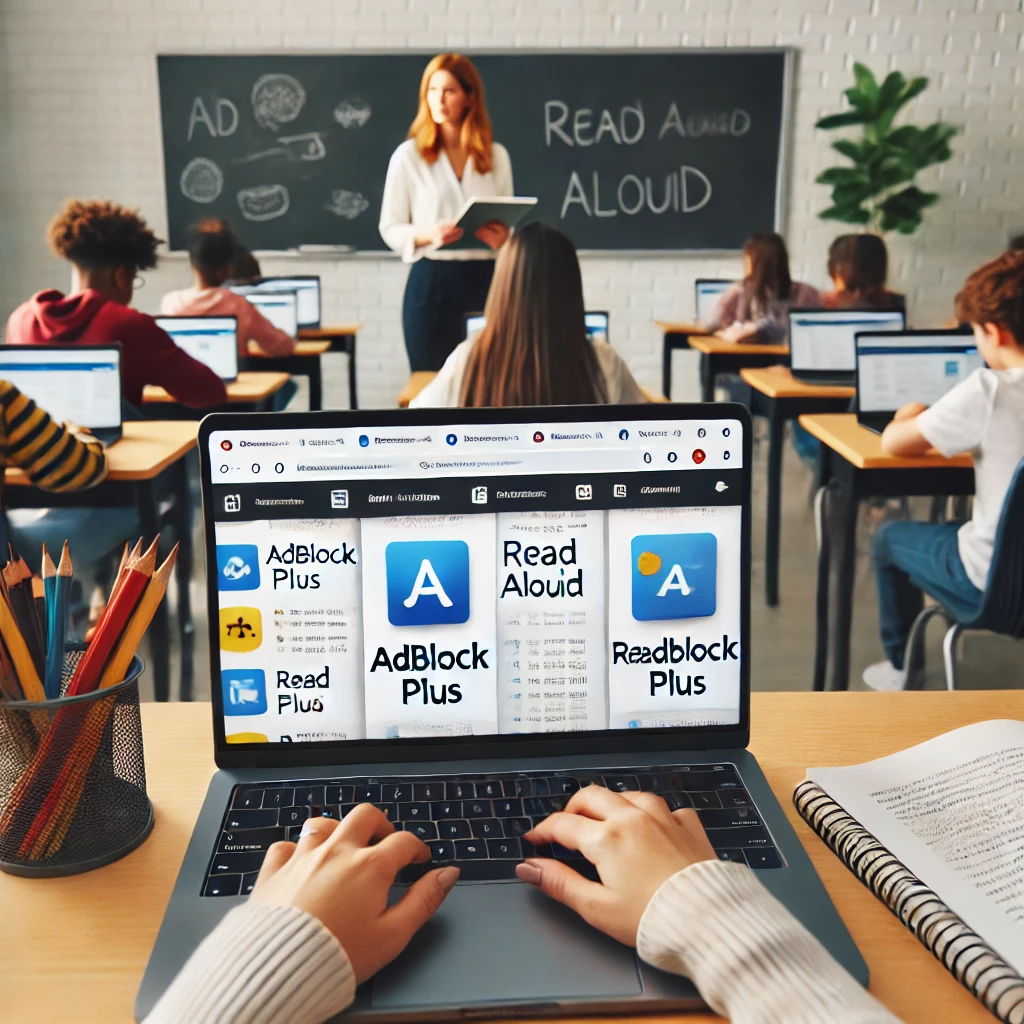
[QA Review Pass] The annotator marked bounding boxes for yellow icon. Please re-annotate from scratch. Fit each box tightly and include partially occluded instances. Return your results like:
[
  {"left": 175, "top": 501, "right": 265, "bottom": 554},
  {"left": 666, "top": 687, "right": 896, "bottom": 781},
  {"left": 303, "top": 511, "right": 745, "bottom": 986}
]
[
  {"left": 220, "top": 607, "right": 262, "bottom": 653},
  {"left": 637, "top": 551, "right": 662, "bottom": 577},
  {"left": 226, "top": 732, "right": 269, "bottom": 744}
]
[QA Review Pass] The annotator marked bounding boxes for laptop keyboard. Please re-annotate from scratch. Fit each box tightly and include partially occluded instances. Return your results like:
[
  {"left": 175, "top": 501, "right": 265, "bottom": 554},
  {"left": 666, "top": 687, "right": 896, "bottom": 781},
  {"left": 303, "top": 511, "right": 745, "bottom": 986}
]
[{"left": 203, "top": 764, "right": 782, "bottom": 897}]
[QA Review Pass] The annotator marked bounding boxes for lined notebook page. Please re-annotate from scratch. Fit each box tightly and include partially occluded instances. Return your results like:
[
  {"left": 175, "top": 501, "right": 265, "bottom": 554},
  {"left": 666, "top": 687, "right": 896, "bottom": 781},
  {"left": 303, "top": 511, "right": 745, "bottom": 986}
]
[{"left": 809, "top": 718, "right": 1024, "bottom": 975}]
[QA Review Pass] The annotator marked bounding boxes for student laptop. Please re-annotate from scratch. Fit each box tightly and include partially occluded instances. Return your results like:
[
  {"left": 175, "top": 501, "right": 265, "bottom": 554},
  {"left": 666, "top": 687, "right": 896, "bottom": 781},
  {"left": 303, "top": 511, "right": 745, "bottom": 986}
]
[
  {"left": 231, "top": 276, "right": 321, "bottom": 330},
  {"left": 240, "top": 290, "right": 299, "bottom": 338},
  {"left": 788, "top": 308, "right": 906, "bottom": 386},
  {"left": 465, "top": 311, "right": 611, "bottom": 344},
  {"left": 856, "top": 328, "right": 982, "bottom": 434},
  {"left": 156, "top": 316, "right": 239, "bottom": 382},
  {"left": 137, "top": 403, "right": 866, "bottom": 1020},
  {"left": 694, "top": 279, "right": 734, "bottom": 322},
  {"left": 0, "top": 344, "right": 123, "bottom": 445}
]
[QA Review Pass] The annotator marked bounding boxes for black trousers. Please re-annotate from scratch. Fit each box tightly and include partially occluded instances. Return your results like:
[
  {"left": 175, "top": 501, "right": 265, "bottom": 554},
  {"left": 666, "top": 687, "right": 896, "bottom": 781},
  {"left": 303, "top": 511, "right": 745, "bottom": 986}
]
[{"left": 402, "top": 258, "right": 495, "bottom": 372}]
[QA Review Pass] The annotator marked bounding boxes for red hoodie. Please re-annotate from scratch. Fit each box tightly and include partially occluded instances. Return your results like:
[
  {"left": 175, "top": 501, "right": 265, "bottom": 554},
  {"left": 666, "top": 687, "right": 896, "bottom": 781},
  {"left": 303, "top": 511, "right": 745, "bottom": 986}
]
[{"left": 5, "top": 289, "right": 227, "bottom": 410}]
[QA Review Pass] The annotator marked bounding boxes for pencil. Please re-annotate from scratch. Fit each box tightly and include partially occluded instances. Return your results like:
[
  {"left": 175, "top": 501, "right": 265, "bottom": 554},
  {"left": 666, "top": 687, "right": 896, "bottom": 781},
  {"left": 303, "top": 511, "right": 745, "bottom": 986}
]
[
  {"left": 4, "top": 561, "right": 44, "bottom": 682},
  {"left": 43, "top": 543, "right": 71, "bottom": 700},
  {"left": 0, "top": 576, "right": 45, "bottom": 702}
]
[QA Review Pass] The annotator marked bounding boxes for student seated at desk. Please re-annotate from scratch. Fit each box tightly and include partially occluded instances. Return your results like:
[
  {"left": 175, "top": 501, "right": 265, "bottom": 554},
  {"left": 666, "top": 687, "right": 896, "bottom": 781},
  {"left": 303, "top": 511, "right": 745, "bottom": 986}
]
[
  {"left": 5, "top": 200, "right": 226, "bottom": 410},
  {"left": 161, "top": 218, "right": 296, "bottom": 359},
  {"left": 226, "top": 244, "right": 262, "bottom": 284},
  {"left": 411, "top": 222, "right": 646, "bottom": 407},
  {"left": 147, "top": 790, "right": 897, "bottom": 1024},
  {"left": 821, "top": 234, "right": 905, "bottom": 312},
  {"left": 864, "top": 250, "right": 1024, "bottom": 691},
  {"left": 699, "top": 231, "right": 821, "bottom": 344}
]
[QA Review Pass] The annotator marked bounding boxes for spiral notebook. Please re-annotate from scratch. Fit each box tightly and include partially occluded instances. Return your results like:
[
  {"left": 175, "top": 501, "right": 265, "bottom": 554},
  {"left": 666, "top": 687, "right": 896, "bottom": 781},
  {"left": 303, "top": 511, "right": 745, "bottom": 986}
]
[{"left": 794, "top": 719, "right": 1024, "bottom": 1024}]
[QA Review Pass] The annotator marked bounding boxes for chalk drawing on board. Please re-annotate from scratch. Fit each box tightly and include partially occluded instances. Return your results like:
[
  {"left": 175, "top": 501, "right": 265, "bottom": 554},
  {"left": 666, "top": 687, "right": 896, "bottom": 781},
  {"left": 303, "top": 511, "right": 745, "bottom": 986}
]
[
  {"left": 333, "top": 98, "right": 372, "bottom": 129},
  {"left": 251, "top": 74, "right": 306, "bottom": 131},
  {"left": 180, "top": 157, "right": 224, "bottom": 203},
  {"left": 324, "top": 189, "right": 370, "bottom": 220},
  {"left": 233, "top": 132, "right": 327, "bottom": 165},
  {"left": 237, "top": 184, "right": 290, "bottom": 222}
]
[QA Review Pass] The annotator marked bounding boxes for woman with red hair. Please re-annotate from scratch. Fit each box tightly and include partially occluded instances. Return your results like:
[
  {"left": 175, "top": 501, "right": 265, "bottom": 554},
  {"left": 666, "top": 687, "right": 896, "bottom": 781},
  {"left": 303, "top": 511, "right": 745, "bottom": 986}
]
[{"left": 379, "top": 54, "right": 514, "bottom": 372}]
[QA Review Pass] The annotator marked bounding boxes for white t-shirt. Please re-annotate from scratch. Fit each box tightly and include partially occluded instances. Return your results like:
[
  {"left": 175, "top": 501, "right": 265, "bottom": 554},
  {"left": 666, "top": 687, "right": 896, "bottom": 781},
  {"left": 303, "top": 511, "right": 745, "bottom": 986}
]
[
  {"left": 918, "top": 366, "right": 1024, "bottom": 590},
  {"left": 379, "top": 139, "right": 513, "bottom": 263},
  {"left": 410, "top": 337, "right": 649, "bottom": 408}
]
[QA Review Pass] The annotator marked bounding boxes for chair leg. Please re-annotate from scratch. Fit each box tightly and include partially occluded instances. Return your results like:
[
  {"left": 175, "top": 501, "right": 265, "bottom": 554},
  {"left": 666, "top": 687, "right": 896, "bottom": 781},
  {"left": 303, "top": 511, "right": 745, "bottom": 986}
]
[
  {"left": 903, "top": 604, "right": 944, "bottom": 687},
  {"left": 943, "top": 623, "right": 964, "bottom": 691},
  {"left": 813, "top": 485, "right": 827, "bottom": 554}
]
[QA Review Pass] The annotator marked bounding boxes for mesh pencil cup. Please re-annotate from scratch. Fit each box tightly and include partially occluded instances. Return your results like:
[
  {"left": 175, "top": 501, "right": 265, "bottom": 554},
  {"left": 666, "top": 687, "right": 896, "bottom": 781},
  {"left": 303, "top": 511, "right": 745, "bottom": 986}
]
[{"left": 0, "top": 645, "right": 152, "bottom": 877}]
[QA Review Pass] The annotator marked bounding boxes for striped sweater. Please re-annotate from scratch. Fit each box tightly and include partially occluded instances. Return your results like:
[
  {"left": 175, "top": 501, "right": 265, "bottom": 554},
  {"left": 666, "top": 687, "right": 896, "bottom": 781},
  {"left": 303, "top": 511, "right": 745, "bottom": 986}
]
[
  {"left": 146, "top": 861, "right": 899, "bottom": 1024},
  {"left": 0, "top": 381, "right": 107, "bottom": 491}
]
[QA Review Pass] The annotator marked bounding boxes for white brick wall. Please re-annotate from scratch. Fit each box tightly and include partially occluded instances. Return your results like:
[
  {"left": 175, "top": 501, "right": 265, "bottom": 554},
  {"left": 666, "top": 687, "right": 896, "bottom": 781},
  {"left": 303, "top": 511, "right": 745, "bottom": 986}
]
[{"left": 2, "top": 0, "right": 1023, "bottom": 408}]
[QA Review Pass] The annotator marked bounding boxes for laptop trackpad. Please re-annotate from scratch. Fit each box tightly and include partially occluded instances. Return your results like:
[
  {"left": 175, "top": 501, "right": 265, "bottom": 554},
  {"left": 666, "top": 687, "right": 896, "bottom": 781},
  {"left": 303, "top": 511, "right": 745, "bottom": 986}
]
[{"left": 371, "top": 882, "right": 642, "bottom": 1009}]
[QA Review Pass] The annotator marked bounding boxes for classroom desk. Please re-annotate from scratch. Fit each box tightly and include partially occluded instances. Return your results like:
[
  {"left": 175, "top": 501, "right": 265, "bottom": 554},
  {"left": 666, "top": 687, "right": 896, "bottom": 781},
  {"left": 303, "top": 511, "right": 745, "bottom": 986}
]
[
  {"left": 4, "top": 421, "right": 198, "bottom": 703},
  {"left": 142, "top": 372, "right": 291, "bottom": 419},
  {"left": 245, "top": 339, "right": 331, "bottom": 411},
  {"left": 397, "top": 373, "right": 669, "bottom": 408},
  {"left": 298, "top": 323, "right": 361, "bottom": 409},
  {"left": 655, "top": 321, "right": 707, "bottom": 400},
  {"left": 741, "top": 367, "right": 855, "bottom": 607},
  {"left": 799, "top": 413, "right": 974, "bottom": 692},
  {"left": 1, "top": 690, "right": 1010, "bottom": 1024},
  {"left": 689, "top": 336, "right": 790, "bottom": 403}
]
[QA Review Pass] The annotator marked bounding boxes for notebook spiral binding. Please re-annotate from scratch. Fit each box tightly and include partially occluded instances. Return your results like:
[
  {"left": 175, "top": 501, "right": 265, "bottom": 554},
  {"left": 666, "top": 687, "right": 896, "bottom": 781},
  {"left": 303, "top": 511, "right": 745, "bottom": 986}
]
[{"left": 794, "top": 780, "right": 1024, "bottom": 1024}]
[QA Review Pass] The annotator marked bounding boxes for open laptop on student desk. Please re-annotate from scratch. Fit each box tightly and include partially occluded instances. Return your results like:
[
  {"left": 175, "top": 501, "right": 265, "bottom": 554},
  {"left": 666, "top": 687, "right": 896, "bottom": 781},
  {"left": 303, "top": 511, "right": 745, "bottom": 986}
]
[
  {"left": 156, "top": 315, "right": 239, "bottom": 382},
  {"left": 0, "top": 344, "right": 123, "bottom": 445},
  {"left": 856, "top": 328, "right": 983, "bottom": 434},
  {"left": 228, "top": 288, "right": 300, "bottom": 338},
  {"left": 466, "top": 311, "right": 611, "bottom": 343},
  {"left": 230, "top": 275, "right": 321, "bottom": 330},
  {"left": 695, "top": 278, "right": 735, "bottom": 323},
  {"left": 789, "top": 308, "right": 905, "bottom": 386},
  {"left": 137, "top": 404, "right": 866, "bottom": 1021}
]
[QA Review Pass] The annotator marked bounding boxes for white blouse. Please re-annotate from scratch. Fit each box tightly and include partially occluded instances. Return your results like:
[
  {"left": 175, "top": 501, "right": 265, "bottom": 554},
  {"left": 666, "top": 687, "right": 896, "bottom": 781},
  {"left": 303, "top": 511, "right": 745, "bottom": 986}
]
[{"left": 379, "top": 138, "right": 514, "bottom": 263}]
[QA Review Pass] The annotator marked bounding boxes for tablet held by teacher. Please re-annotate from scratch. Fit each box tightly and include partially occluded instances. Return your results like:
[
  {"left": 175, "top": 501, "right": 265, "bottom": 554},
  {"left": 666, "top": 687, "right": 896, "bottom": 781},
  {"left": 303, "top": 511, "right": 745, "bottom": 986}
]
[{"left": 380, "top": 53, "right": 528, "bottom": 373}]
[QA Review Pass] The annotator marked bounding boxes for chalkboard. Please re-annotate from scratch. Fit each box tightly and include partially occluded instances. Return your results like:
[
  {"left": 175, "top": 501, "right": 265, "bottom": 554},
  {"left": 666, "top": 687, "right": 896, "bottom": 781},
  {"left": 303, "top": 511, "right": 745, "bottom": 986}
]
[{"left": 157, "top": 51, "right": 791, "bottom": 253}]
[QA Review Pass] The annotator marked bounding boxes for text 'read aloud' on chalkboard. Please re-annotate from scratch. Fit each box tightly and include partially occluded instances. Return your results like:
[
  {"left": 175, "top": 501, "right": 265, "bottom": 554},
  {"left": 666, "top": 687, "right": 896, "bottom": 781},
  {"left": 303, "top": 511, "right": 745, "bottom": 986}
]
[{"left": 157, "top": 50, "right": 793, "bottom": 254}]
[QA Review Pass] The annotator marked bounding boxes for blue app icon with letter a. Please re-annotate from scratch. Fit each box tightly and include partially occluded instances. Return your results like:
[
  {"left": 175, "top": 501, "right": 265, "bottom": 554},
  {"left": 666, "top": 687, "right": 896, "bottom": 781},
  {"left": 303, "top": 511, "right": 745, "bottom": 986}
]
[
  {"left": 216, "top": 544, "right": 260, "bottom": 591},
  {"left": 386, "top": 540, "right": 470, "bottom": 626},
  {"left": 631, "top": 533, "right": 717, "bottom": 621},
  {"left": 222, "top": 669, "right": 267, "bottom": 716}
]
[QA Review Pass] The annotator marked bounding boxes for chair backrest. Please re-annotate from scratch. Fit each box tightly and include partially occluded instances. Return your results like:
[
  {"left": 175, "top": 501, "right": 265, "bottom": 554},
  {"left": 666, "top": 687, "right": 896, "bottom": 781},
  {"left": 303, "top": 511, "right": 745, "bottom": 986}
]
[{"left": 969, "top": 457, "right": 1024, "bottom": 636}]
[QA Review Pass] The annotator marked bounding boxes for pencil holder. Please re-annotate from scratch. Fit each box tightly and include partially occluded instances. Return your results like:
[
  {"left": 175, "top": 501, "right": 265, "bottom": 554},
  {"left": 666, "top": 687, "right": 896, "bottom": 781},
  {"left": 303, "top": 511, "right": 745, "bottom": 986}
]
[{"left": 0, "top": 645, "right": 151, "bottom": 877}]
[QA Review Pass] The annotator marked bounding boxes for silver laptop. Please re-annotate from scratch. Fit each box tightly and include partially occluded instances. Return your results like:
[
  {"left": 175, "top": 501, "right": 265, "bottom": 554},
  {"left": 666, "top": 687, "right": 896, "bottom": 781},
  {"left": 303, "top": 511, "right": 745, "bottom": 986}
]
[
  {"left": 466, "top": 311, "right": 611, "bottom": 344},
  {"left": 856, "top": 329, "right": 983, "bottom": 434},
  {"left": 156, "top": 316, "right": 239, "bottom": 382},
  {"left": 137, "top": 403, "right": 866, "bottom": 1021},
  {"left": 0, "top": 344, "right": 123, "bottom": 444},
  {"left": 694, "top": 279, "right": 734, "bottom": 322},
  {"left": 230, "top": 288, "right": 299, "bottom": 338},
  {"left": 231, "top": 276, "right": 321, "bottom": 330},
  {"left": 789, "top": 308, "right": 906, "bottom": 386}
]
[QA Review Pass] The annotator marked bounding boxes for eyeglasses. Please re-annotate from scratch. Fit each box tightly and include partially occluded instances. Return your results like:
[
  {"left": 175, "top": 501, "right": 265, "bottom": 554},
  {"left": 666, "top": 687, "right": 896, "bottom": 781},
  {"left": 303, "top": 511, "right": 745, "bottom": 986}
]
[{"left": 132, "top": 274, "right": 145, "bottom": 290}]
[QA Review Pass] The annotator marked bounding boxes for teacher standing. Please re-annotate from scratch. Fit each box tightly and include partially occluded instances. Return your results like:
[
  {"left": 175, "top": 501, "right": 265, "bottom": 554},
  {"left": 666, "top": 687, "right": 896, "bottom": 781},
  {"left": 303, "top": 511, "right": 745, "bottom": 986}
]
[{"left": 380, "top": 53, "right": 513, "bottom": 372}]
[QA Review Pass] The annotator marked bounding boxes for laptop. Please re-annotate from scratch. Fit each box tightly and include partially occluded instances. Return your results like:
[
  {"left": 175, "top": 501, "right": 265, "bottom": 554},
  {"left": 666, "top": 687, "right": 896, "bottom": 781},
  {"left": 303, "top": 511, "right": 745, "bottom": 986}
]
[
  {"left": 0, "top": 344, "right": 123, "bottom": 445},
  {"left": 156, "top": 316, "right": 239, "bottom": 382},
  {"left": 465, "top": 311, "right": 611, "bottom": 344},
  {"left": 856, "top": 328, "right": 982, "bottom": 434},
  {"left": 694, "top": 279, "right": 734, "bottom": 322},
  {"left": 137, "top": 403, "right": 866, "bottom": 1021},
  {"left": 231, "top": 276, "right": 321, "bottom": 330},
  {"left": 241, "top": 290, "right": 299, "bottom": 338},
  {"left": 789, "top": 308, "right": 906, "bottom": 386}
]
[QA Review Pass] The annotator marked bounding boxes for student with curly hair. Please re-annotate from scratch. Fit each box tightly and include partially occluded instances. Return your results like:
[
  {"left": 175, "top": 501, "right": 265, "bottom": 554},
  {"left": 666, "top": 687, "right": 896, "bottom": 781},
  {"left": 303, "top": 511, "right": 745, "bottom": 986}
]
[{"left": 5, "top": 199, "right": 226, "bottom": 409}]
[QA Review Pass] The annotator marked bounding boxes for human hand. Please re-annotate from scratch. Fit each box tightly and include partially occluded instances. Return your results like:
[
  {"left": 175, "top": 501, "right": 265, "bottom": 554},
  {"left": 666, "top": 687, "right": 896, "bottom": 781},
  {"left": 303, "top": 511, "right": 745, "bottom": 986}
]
[
  {"left": 892, "top": 401, "right": 928, "bottom": 422},
  {"left": 516, "top": 786, "right": 716, "bottom": 946},
  {"left": 432, "top": 220, "right": 464, "bottom": 247},
  {"left": 474, "top": 220, "right": 511, "bottom": 250},
  {"left": 717, "top": 321, "right": 758, "bottom": 344},
  {"left": 251, "top": 805, "right": 459, "bottom": 983}
]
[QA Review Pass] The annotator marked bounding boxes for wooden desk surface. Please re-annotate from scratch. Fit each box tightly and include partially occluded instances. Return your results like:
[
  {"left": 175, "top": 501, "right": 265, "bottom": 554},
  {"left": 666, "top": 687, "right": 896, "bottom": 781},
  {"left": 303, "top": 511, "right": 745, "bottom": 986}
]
[
  {"left": 398, "top": 371, "right": 438, "bottom": 408},
  {"left": 741, "top": 366, "right": 855, "bottom": 400},
  {"left": 4, "top": 421, "right": 198, "bottom": 485},
  {"left": 298, "top": 324, "right": 361, "bottom": 340},
  {"left": 143, "top": 371, "right": 290, "bottom": 405},
  {"left": 799, "top": 413, "right": 973, "bottom": 470},
  {"left": 248, "top": 340, "right": 331, "bottom": 357},
  {"left": 2, "top": 691, "right": 1013, "bottom": 1024},
  {"left": 655, "top": 321, "right": 707, "bottom": 336},
  {"left": 688, "top": 335, "right": 790, "bottom": 357}
]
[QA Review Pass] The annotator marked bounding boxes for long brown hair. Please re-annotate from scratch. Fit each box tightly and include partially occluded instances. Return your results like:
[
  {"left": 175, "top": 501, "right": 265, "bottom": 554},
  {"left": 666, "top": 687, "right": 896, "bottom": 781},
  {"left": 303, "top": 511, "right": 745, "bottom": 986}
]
[
  {"left": 408, "top": 54, "right": 493, "bottom": 174},
  {"left": 744, "top": 231, "right": 792, "bottom": 312},
  {"left": 459, "top": 223, "right": 608, "bottom": 407}
]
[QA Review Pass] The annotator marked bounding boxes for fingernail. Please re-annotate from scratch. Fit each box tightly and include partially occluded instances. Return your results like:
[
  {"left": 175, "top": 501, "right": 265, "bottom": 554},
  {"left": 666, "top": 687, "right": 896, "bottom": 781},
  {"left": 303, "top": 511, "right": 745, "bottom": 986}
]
[
  {"left": 437, "top": 866, "right": 460, "bottom": 892},
  {"left": 298, "top": 820, "right": 317, "bottom": 838},
  {"left": 516, "top": 861, "right": 542, "bottom": 886}
]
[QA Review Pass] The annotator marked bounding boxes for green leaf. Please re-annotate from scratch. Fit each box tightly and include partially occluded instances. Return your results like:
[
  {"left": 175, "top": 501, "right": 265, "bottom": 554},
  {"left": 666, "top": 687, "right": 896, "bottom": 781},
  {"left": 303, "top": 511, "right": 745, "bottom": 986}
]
[
  {"left": 816, "top": 166, "right": 867, "bottom": 185},
  {"left": 820, "top": 204, "right": 872, "bottom": 225},
  {"left": 877, "top": 186, "right": 940, "bottom": 217},
  {"left": 852, "top": 63, "right": 878, "bottom": 99},
  {"left": 844, "top": 86, "right": 876, "bottom": 113},
  {"left": 831, "top": 138, "right": 866, "bottom": 161},
  {"left": 816, "top": 111, "right": 871, "bottom": 130}
]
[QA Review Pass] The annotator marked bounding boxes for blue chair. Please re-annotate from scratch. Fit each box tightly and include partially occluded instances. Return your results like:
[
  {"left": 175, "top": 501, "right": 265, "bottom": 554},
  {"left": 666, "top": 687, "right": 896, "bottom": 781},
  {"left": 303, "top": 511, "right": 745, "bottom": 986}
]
[{"left": 904, "top": 458, "right": 1024, "bottom": 689}]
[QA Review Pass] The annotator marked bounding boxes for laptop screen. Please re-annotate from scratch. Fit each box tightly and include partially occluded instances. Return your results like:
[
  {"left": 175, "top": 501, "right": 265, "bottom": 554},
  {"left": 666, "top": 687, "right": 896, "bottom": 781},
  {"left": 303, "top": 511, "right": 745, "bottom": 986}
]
[
  {"left": 695, "top": 280, "right": 733, "bottom": 322},
  {"left": 203, "top": 409, "right": 746, "bottom": 749},
  {"left": 857, "top": 332, "right": 983, "bottom": 414},
  {"left": 243, "top": 292, "right": 299, "bottom": 337},
  {"left": 789, "top": 310, "right": 905, "bottom": 372},
  {"left": 156, "top": 316, "right": 239, "bottom": 381},
  {"left": 234, "top": 277, "right": 320, "bottom": 329},
  {"left": 0, "top": 346, "right": 121, "bottom": 430},
  {"left": 466, "top": 313, "right": 609, "bottom": 343}
]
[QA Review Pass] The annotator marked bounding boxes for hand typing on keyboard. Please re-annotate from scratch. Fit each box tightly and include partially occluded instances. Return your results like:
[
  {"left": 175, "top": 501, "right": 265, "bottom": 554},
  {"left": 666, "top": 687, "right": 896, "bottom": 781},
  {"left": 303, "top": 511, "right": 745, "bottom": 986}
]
[
  {"left": 517, "top": 787, "right": 716, "bottom": 946},
  {"left": 249, "top": 804, "right": 460, "bottom": 983}
]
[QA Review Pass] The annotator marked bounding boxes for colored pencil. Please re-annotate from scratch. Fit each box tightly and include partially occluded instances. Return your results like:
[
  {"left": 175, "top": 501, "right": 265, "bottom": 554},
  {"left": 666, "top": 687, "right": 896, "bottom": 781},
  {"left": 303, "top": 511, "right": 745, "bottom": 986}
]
[
  {"left": 42, "top": 543, "right": 71, "bottom": 700},
  {"left": 0, "top": 577, "right": 45, "bottom": 702}
]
